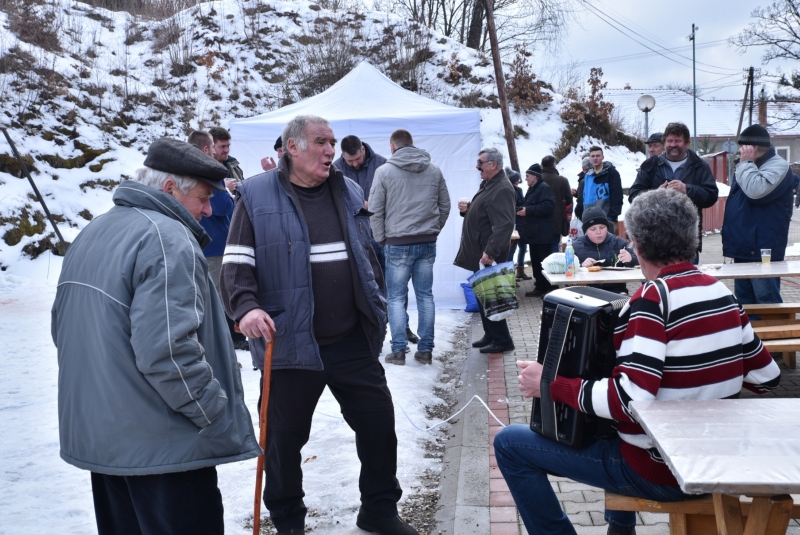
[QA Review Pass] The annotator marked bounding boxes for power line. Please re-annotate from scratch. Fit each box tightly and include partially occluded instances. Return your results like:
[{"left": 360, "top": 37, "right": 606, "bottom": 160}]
[
  {"left": 591, "top": 0, "right": 739, "bottom": 73},
  {"left": 577, "top": 1, "right": 737, "bottom": 76},
  {"left": 546, "top": 40, "right": 729, "bottom": 70}
]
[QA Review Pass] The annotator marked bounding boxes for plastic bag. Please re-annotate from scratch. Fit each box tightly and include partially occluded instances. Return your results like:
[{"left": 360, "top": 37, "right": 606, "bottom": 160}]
[
  {"left": 460, "top": 282, "right": 480, "bottom": 313},
  {"left": 543, "top": 253, "right": 565, "bottom": 274},
  {"left": 569, "top": 217, "right": 583, "bottom": 239},
  {"left": 467, "top": 261, "right": 518, "bottom": 321}
]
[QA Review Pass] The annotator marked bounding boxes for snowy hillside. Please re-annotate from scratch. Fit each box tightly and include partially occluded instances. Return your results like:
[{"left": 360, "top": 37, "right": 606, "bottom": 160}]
[{"left": 0, "top": 0, "right": 646, "bottom": 271}]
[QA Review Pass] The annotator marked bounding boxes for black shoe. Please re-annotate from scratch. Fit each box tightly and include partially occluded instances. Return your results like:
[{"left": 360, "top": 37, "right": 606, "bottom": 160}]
[
  {"left": 385, "top": 351, "right": 406, "bottom": 365},
  {"left": 356, "top": 512, "right": 419, "bottom": 535},
  {"left": 607, "top": 525, "right": 636, "bottom": 535},
  {"left": 414, "top": 351, "right": 432, "bottom": 364},
  {"left": 471, "top": 336, "right": 492, "bottom": 348},
  {"left": 233, "top": 339, "right": 250, "bottom": 351},
  {"left": 277, "top": 529, "right": 305, "bottom": 535},
  {"left": 406, "top": 328, "right": 419, "bottom": 344},
  {"left": 479, "top": 343, "right": 515, "bottom": 354}
]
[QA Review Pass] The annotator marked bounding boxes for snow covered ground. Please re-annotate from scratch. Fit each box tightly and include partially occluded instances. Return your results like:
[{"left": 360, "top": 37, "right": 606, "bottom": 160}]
[{"left": 0, "top": 255, "right": 471, "bottom": 534}]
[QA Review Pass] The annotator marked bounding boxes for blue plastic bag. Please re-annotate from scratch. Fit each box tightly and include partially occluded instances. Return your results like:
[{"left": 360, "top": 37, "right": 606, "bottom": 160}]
[{"left": 460, "top": 282, "right": 480, "bottom": 313}]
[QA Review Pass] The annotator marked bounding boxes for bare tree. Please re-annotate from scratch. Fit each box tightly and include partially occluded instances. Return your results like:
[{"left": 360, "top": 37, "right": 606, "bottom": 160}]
[
  {"left": 385, "top": 0, "right": 575, "bottom": 54},
  {"left": 731, "top": 0, "right": 800, "bottom": 63}
]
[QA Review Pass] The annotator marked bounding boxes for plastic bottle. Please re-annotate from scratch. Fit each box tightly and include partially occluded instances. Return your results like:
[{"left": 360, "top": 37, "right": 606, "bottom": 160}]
[{"left": 565, "top": 238, "right": 576, "bottom": 278}]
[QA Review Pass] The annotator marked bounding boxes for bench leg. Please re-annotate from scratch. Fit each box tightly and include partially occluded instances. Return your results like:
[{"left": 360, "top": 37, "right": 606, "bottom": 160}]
[
  {"left": 742, "top": 495, "right": 792, "bottom": 535},
  {"left": 783, "top": 351, "right": 796, "bottom": 369},
  {"left": 714, "top": 494, "right": 744, "bottom": 535}
]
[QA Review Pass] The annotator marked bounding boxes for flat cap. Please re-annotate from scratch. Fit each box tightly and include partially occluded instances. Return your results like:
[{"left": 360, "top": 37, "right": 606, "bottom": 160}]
[
  {"left": 144, "top": 137, "right": 228, "bottom": 191},
  {"left": 645, "top": 132, "right": 663, "bottom": 144}
]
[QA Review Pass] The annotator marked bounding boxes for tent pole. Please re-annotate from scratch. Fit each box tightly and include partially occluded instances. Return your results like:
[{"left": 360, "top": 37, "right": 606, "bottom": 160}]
[{"left": 483, "top": 0, "right": 519, "bottom": 172}]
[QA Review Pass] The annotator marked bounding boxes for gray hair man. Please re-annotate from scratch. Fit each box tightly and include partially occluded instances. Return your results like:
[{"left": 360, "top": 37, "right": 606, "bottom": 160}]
[
  {"left": 220, "top": 115, "right": 418, "bottom": 535},
  {"left": 495, "top": 188, "right": 780, "bottom": 535},
  {"left": 369, "top": 129, "right": 450, "bottom": 366},
  {"left": 52, "top": 138, "right": 261, "bottom": 534},
  {"left": 455, "top": 147, "right": 517, "bottom": 354}
]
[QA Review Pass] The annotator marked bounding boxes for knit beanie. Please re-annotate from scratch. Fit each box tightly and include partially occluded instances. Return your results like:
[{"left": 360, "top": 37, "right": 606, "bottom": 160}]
[
  {"left": 505, "top": 166, "right": 521, "bottom": 184},
  {"left": 274, "top": 135, "right": 283, "bottom": 151},
  {"left": 738, "top": 124, "right": 771, "bottom": 147},
  {"left": 525, "top": 163, "right": 542, "bottom": 177},
  {"left": 581, "top": 206, "right": 610, "bottom": 233}
]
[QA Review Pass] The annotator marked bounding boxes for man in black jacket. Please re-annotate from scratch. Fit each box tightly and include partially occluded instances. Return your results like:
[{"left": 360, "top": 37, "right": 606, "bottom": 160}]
[
  {"left": 518, "top": 165, "right": 555, "bottom": 297},
  {"left": 628, "top": 122, "right": 718, "bottom": 263}
]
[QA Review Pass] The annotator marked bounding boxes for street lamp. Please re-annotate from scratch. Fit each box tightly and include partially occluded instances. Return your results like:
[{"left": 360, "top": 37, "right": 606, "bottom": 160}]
[
  {"left": 637, "top": 94, "right": 656, "bottom": 139},
  {"left": 689, "top": 24, "right": 699, "bottom": 152}
]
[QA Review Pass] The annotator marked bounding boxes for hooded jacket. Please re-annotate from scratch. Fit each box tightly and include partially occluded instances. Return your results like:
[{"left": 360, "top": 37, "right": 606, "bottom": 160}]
[
  {"left": 629, "top": 150, "right": 718, "bottom": 253},
  {"left": 369, "top": 146, "right": 450, "bottom": 245},
  {"left": 52, "top": 181, "right": 260, "bottom": 475},
  {"left": 722, "top": 147, "right": 794, "bottom": 261},
  {"left": 575, "top": 162, "right": 623, "bottom": 221},
  {"left": 333, "top": 142, "right": 387, "bottom": 202}
]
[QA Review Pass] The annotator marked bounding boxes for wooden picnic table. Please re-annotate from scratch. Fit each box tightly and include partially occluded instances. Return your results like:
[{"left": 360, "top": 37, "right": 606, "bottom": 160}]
[{"left": 631, "top": 398, "right": 800, "bottom": 535}]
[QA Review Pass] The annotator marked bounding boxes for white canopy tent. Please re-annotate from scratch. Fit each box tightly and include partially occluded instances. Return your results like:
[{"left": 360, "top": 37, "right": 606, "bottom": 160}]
[{"left": 230, "top": 61, "right": 482, "bottom": 308}]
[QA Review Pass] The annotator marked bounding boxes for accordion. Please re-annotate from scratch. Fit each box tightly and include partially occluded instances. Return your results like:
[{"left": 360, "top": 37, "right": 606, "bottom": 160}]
[{"left": 530, "top": 286, "right": 630, "bottom": 449}]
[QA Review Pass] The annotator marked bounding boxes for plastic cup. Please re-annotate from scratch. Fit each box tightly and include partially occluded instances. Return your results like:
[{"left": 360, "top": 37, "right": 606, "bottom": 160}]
[
  {"left": 761, "top": 249, "right": 771, "bottom": 265},
  {"left": 458, "top": 197, "right": 470, "bottom": 211}
]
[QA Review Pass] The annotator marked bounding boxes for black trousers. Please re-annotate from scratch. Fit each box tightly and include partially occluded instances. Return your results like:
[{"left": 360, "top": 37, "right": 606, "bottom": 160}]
[
  {"left": 91, "top": 467, "right": 223, "bottom": 535},
  {"left": 259, "top": 326, "right": 402, "bottom": 532},
  {"left": 529, "top": 242, "right": 556, "bottom": 291}
]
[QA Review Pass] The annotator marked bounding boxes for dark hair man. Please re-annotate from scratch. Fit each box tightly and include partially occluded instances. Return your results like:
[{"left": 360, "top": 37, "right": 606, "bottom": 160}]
[
  {"left": 187, "top": 130, "right": 244, "bottom": 350},
  {"left": 575, "top": 145, "right": 622, "bottom": 234},
  {"left": 723, "top": 124, "right": 794, "bottom": 306},
  {"left": 369, "top": 129, "right": 450, "bottom": 366},
  {"left": 540, "top": 155, "right": 574, "bottom": 253},
  {"left": 335, "top": 133, "right": 419, "bottom": 346},
  {"left": 220, "top": 115, "right": 418, "bottom": 535},
  {"left": 644, "top": 132, "right": 664, "bottom": 157},
  {"left": 208, "top": 126, "right": 245, "bottom": 195},
  {"left": 455, "top": 147, "right": 516, "bottom": 354},
  {"left": 495, "top": 188, "right": 780, "bottom": 535},
  {"left": 334, "top": 134, "right": 387, "bottom": 202},
  {"left": 628, "top": 122, "right": 718, "bottom": 264},
  {"left": 52, "top": 138, "right": 261, "bottom": 534}
]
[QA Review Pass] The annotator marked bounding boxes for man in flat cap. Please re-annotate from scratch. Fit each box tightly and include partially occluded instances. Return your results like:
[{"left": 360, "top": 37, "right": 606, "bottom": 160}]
[
  {"left": 723, "top": 124, "right": 795, "bottom": 305},
  {"left": 51, "top": 137, "right": 261, "bottom": 535},
  {"left": 644, "top": 132, "right": 664, "bottom": 157}
]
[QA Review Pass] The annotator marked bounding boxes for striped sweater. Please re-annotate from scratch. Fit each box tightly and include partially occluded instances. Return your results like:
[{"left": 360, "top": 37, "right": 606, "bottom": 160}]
[{"left": 550, "top": 262, "right": 781, "bottom": 485}]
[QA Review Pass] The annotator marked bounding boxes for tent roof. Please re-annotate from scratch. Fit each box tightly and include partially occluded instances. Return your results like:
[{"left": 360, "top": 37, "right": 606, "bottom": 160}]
[{"left": 230, "top": 61, "right": 479, "bottom": 139}]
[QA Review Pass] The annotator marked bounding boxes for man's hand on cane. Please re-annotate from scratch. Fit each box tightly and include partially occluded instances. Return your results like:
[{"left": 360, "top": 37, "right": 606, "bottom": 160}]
[{"left": 238, "top": 309, "right": 276, "bottom": 342}]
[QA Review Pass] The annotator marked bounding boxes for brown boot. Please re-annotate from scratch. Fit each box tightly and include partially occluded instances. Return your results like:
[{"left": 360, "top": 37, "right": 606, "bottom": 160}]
[{"left": 516, "top": 265, "right": 532, "bottom": 280}]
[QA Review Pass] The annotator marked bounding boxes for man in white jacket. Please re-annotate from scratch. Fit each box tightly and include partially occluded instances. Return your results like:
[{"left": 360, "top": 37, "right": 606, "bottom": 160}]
[{"left": 369, "top": 129, "right": 450, "bottom": 365}]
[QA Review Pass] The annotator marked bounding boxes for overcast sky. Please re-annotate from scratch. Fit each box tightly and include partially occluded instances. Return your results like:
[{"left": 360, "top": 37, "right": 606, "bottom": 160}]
[{"left": 532, "top": 0, "right": 792, "bottom": 100}]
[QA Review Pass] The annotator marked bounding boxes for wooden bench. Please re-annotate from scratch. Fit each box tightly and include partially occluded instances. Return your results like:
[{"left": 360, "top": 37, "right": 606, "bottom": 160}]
[
  {"left": 745, "top": 303, "right": 800, "bottom": 369},
  {"left": 605, "top": 491, "right": 800, "bottom": 535}
]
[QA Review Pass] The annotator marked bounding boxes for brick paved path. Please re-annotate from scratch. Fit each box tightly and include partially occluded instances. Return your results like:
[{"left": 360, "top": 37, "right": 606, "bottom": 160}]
[{"left": 438, "top": 222, "right": 800, "bottom": 535}]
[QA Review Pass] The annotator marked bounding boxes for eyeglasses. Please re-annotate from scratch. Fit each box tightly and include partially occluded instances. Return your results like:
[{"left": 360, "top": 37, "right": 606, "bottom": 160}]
[{"left": 477, "top": 159, "right": 492, "bottom": 167}]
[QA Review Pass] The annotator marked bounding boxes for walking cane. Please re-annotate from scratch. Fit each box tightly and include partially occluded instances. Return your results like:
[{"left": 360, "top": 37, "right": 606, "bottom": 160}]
[
  {"left": 236, "top": 325, "right": 274, "bottom": 535},
  {"left": 253, "top": 333, "right": 274, "bottom": 535}
]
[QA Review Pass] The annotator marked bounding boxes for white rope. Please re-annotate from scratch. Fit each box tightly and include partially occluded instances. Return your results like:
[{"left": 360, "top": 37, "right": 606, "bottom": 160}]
[{"left": 314, "top": 394, "right": 507, "bottom": 431}]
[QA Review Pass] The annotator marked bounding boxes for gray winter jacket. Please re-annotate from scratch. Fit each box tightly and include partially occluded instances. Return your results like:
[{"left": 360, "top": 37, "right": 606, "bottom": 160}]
[
  {"left": 52, "top": 181, "right": 260, "bottom": 475},
  {"left": 369, "top": 146, "right": 450, "bottom": 245}
]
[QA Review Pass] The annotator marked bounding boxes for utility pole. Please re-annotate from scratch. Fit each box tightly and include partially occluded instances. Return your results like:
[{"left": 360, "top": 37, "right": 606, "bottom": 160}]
[
  {"left": 483, "top": 0, "right": 519, "bottom": 172},
  {"left": 749, "top": 67, "right": 755, "bottom": 126},
  {"left": 690, "top": 24, "right": 698, "bottom": 153},
  {"left": 737, "top": 68, "right": 753, "bottom": 138}
]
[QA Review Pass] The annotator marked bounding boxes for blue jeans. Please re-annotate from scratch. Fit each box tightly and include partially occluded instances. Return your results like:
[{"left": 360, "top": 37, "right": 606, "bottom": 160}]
[
  {"left": 551, "top": 234, "right": 561, "bottom": 253},
  {"left": 508, "top": 239, "right": 527, "bottom": 265},
  {"left": 733, "top": 259, "right": 782, "bottom": 310},
  {"left": 385, "top": 243, "right": 436, "bottom": 352},
  {"left": 494, "top": 425, "right": 692, "bottom": 534}
]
